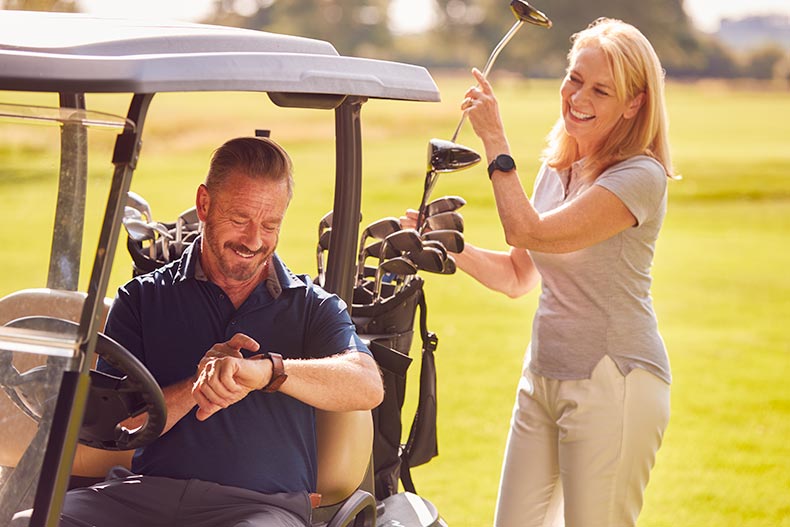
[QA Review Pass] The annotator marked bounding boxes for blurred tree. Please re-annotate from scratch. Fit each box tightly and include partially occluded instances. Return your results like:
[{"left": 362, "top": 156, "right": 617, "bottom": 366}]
[
  {"left": 741, "top": 44, "right": 788, "bottom": 80},
  {"left": 0, "top": 0, "right": 77, "bottom": 10},
  {"left": 427, "top": 0, "right": 707, "bottom": 77},
  {"left": 204, "top": 0, "right": 392, "bottom": 57}
]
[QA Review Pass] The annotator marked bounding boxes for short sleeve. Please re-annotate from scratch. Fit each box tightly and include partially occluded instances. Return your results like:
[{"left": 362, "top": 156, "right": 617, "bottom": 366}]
[
  {"left": 595, "top": 156, "right": 667, "bottom": 226},
  {"left": 303, "top": 284, "right": 371, "bottom": 359}
]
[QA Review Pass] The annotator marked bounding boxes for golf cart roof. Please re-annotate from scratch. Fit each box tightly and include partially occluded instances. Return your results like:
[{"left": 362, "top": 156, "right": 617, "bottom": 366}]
[{"left": 0, "top": 10, "right": 440, "bottom": 104}]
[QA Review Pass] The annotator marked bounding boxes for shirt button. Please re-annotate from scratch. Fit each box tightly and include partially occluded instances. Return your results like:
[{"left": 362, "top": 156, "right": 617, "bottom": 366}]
[{"left": 231, "top": 320, "right": 236, "bottom": 325}]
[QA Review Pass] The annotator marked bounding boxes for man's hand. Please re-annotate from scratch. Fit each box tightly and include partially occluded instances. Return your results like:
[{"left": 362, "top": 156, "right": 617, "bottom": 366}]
[{"left": 192, "top": 333, "right": 270, "bottom": 421}]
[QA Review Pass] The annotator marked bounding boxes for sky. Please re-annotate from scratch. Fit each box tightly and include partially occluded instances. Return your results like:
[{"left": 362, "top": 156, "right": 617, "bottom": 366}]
[{"left": 78, "top": 0, "right": 790, "bottom": 34}]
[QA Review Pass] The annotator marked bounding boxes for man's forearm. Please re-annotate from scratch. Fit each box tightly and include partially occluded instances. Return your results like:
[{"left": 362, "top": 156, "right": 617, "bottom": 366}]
[
  {"left": 122, "top": 376, "right": 197, "bottom": 435},
  {"left": 279, "top": 352, "right": 383, "bottom": 412}
]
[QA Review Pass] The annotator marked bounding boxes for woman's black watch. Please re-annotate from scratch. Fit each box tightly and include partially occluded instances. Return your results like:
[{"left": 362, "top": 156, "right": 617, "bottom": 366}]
[{"left": 487, "top": 154, "right": 516, "bottom": 179}]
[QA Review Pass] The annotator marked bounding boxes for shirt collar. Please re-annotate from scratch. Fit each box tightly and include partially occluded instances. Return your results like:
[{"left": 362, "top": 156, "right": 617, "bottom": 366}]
[{"left": 175, "top": 236, "right": 305, "bottom": 300}]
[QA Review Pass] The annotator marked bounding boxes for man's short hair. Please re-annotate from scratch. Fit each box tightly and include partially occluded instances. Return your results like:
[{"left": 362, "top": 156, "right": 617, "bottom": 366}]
[{"left": 205, "top": 137, "right": 294, "bottom": 200}]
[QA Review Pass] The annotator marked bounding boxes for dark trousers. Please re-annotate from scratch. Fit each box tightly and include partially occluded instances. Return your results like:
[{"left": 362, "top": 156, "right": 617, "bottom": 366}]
[{"left": 15, "top": 468, "right": 311, "bottom": 527}]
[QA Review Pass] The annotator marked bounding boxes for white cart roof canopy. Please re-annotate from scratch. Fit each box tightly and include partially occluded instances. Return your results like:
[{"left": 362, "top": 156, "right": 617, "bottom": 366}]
[{"left": 0, "top": 10, "right": 440, "bottom": 104}]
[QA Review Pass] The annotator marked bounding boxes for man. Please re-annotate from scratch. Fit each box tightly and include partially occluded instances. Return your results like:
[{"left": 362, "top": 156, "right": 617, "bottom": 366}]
[{"left": 59, "top": 137, "right": 384, "bottom": 526}]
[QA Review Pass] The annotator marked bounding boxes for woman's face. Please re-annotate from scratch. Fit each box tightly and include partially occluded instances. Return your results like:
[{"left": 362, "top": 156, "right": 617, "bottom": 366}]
[{"left": 560, "top": 45, "right": 637, "bottom": 157}]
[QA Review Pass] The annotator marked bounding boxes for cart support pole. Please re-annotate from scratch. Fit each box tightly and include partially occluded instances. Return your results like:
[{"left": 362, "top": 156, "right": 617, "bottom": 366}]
[{"left": 30, "top": 93, "right": 155, "bottom": 527}]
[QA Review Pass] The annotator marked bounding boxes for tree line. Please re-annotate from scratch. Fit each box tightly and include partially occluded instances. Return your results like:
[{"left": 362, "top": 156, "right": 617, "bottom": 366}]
[{"left": 2, "top": 0, "right": 787, "bottom": 80}]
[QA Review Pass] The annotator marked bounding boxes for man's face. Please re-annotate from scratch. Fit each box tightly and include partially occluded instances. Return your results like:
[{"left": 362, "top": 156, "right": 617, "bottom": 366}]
[{"left": 197, "top": 170, "right": 289, "bottom": 285}]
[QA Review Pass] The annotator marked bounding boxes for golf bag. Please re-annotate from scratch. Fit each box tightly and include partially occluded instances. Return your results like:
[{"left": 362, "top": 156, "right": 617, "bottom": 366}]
[{"left": 352, "top": 276, "right": 439, "bottom": 500}]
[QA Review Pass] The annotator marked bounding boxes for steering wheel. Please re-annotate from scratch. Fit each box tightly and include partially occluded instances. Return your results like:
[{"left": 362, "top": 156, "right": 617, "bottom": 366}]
[{"left": 1, "top": 316, "right": 166, "bottom": 451}]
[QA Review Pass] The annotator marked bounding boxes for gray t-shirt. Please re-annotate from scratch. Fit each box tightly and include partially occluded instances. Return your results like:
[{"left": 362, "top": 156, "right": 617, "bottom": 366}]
[{"left": 527, "top": 155, "right": 671, "bottom": 384}]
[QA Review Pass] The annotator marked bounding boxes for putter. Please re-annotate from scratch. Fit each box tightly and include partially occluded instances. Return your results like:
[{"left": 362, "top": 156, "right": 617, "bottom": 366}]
[{"left": 450, "top": 0, "right": 552, "bottom": 142}]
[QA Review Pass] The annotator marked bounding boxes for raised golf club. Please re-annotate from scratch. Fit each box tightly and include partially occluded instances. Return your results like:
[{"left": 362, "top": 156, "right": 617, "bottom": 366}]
[
  {"left": 450, "top": 0, "right": 552, "bottom": 142},
  {"left": 416, "top": 139, "right": 482, "bottom": 227}
]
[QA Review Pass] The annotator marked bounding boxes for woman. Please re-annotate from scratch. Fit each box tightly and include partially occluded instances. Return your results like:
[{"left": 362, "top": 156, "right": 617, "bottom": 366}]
[{"left": 404, "top": 18, "right": 673, "bottom": 527}]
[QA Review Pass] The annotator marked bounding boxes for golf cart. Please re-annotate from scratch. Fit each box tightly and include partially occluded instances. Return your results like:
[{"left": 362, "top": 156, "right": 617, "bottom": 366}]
[{"left": 0, "top": 10, "right": 458, "bottom": 527}]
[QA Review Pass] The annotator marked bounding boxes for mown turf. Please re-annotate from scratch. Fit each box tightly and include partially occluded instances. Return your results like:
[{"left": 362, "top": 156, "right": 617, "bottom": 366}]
[{"left": 1, "top": 76, "right": 788, "bottom": 526}]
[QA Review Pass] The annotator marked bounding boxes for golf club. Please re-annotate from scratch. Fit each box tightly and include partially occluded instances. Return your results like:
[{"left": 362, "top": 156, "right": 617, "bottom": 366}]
[
  {"left": 450, "top": 0, "right": 552, "bottom": 142},
  {"left": 422, "top": 210, "right": 464, "bottom": 233},
  {"left": 127, "top": 190, "right": 154, "bottom": 223},
  {"left": 356, "top": 240, "right": 402, "bottom": 283},
  {"left": 423, "top": 229, "right": 465, "bottom": 254},
  {"left": 406, "top": 246, "right": 445, "bottom": 274},
  {"left": 416, "top": 139, "right": 482, "bottom": 227},
  {"left": 374, "top": 256, "right": 418, "bottom": 302},
  {"left": 316, "top": 228, "right": 331, "bottom": 286},
  {"left": 425, "top": 195, "right": 466, "bottom": 217},
  {"left": 356, "top": 217, "right": 401, "bottom": 272}
]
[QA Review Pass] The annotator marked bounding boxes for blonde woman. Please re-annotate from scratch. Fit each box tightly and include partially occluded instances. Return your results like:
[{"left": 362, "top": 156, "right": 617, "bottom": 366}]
[{"left": 404, "top": 17, "right": 674, "bottom": 527}]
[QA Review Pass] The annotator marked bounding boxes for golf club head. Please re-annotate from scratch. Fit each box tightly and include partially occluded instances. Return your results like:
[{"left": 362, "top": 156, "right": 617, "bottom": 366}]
[
  {"left": 427, "top": 139, "right": 482, "bottom": 173},
  {"left": 127, "top": 190, "right": 153, "bottom": 223},
  {"left": 363, "top": 240, "right": 400, "bottom": 261},
  {"left": 407, "top": 246, "right": 445, "bottom": 274},
  {"left": 318, "top": 210, "right": 333, "bottom": 239},
  {"left": 374, "top": 256, "right": 418, "bottom": 301},
  {"left": 422, "top": 239, "right": 448, "bottom": 260},
  {"left": 510, "top": 0, "right": 552, "bottom": 28},
  {"left": 382, "top": 229, "right": 422, "bottom": 256},
  {"left": 123, "top": 217, "right": 155, "bottom": 242},
  {"left": 424, "top": 210, "right": 464, "bottom": 233},
  {"left": 316, "top": 228, "right": 331, "bottom": 286},
  {"left": 423, "top": 229, "right": 465, "bottom": 254},
  {"left": 442, "top": 254, "right": 457, "bottom": 275},
  {"left": 425, "top": 195, "right": 466, "bottom": 216}
]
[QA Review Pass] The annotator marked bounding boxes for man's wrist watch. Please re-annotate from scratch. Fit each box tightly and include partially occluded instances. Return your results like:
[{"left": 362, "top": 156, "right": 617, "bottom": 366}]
[
  {"left": 262, "top": 352, "right": 287, "bottom": 393},
  {"left": 487, "top": 154, "right": 516, "bottom": 179}
]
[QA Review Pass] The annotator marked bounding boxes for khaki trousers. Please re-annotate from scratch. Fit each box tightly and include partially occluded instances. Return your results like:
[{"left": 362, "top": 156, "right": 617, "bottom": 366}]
[{"left": 494, "top": 355, "right": 670, "bottom": 527}]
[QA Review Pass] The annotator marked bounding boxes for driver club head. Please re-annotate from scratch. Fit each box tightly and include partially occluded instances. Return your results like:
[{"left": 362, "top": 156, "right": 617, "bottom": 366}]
[
  {"left": 427, "top": 139, "right": 482, "bottom": 173},
  {"left": 510, "top": 0, "right": 552, "bottom": 28}
]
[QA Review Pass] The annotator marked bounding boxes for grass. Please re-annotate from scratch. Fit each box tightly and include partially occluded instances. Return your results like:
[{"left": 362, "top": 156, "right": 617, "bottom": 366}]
[{"left": 1, "top": 77, "right": 789, "bottom": 526}]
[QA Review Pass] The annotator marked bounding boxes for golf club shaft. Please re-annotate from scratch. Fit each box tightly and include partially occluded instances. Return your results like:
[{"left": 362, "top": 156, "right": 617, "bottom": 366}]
[{"left": 450, "top": 20, "right": 525, "bottom": 143}]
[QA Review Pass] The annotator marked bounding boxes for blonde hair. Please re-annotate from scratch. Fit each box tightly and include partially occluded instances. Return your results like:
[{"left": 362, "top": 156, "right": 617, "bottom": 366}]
[{"left": 543, "top": 18, "right": 675, "bottom": 179}]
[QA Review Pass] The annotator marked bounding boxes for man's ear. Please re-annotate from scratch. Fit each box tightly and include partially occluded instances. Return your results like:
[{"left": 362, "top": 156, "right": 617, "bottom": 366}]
[
  {"left": 624, "top": 91, "right": 646, "bottom": 119},
  {"left": 196, "top": 184, "right": 210, "bottom": 222}
]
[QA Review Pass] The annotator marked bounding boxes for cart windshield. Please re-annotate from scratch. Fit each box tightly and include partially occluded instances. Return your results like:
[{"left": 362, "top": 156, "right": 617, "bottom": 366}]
[{"left": 0, "top": 101, "right": 129, "bottom": 524}]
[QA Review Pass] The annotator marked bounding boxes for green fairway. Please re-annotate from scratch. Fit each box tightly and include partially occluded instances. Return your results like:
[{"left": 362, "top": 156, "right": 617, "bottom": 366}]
[{"left": 1, "top": 76, "right": 789, "bottom": 526}]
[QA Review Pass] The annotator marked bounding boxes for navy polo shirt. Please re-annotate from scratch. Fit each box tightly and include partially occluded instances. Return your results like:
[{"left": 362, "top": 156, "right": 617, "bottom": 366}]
[{"left": 101, "top": 238, "right": 370, "bottom": 495}]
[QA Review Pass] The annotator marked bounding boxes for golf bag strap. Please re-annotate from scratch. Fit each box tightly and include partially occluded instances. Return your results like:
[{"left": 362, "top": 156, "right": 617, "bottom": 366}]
[
  {"left": 400, "top": 291, "right": 438, "bottom": 495},
  {"left": 368, "top": 339, "right": 412, "bottom": 378}
]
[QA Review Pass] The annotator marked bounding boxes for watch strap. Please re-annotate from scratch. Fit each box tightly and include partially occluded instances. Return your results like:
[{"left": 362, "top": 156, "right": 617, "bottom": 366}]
[{"left": 262, "top": 352, "right": 287, "bottom": 392}]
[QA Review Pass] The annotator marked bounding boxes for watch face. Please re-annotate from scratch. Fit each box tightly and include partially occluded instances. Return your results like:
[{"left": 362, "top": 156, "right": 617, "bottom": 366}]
[{"left": 497, "top": 154, "right": 515, "bottom": 171}]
